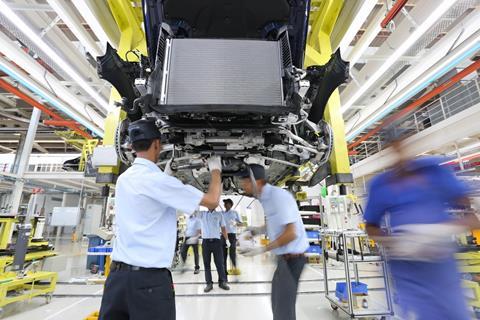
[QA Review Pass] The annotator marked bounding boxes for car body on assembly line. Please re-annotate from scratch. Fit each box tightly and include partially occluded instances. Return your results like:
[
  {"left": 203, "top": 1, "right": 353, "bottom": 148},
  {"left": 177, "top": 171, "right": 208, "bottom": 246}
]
[{"left": 97, "top": 0, "right": 349, "bottom": 193}]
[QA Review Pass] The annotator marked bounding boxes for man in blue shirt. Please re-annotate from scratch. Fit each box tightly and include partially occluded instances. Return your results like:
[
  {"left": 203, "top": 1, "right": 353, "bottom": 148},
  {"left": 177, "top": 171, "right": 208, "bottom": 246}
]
[
  {"left": 239, "top": 164, "right": 309, "bottom": 320},
  {"left": 198, "top": 208, "right": 230, "bottom": 292},
  {"left": 364, "top": 132, "right": 480, "bottom": 319},
  {"left": 99, "top": 118, "right": 222, "bottom": 320},
  {"left": 180, "top": 212, "right": 201, "bottom": 274},
  {"left": 221, "top": 199, "right": 243, "bottom": 276}
]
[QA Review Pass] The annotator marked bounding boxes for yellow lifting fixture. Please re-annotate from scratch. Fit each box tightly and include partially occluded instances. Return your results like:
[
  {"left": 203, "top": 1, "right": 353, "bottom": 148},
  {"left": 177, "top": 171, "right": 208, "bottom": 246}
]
[{"left": 306, "top": 0, "right": 352, "bottom": 186}]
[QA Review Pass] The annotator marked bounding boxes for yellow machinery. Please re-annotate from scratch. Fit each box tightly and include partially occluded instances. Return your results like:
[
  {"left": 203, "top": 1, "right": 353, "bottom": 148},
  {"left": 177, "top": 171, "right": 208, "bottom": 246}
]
[
  {"left": 456, "top": 228, "right": 480, "bottom": 310},
  {"left": 456, "top": 251, "right": 480, "bottom": 309},
  {"left": 56, "top": 130, "right": 99, "bottom": 172},
  {"left": 0, "top": 200, "right": 57, "bottom": 312},
  {"left": 0, "top": 217, "right": 52, "bottom": 256},
  {"left": 0, "top": 271, "right": 57, "bottom": 314}
]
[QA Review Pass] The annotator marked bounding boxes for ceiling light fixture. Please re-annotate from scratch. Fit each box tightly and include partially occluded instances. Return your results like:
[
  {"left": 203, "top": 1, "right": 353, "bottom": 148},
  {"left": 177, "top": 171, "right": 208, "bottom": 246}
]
[
  {"left": 346, "top": 30, "right": 480, "bottom": 141},
  {"left": 0, "top": 0, "right": 111, "bottom": 114},
  {"left": 337, "top": 0, "right": 377, "bottom": 54},
  {"left": 341, "top": 0, "right": 458, "bottom": 114},
  {"left": 0, "top": 58, "right": 104, "bottom": 137}
]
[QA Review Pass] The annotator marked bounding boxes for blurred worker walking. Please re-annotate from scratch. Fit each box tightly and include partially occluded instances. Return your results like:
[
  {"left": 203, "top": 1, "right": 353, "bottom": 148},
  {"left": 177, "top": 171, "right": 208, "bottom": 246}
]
[
  {"left": 99, "top": 118, "right": 222, "bottom": 320},
  {"left": 180, "top": 212, "right": 201, "bottom": 274},
  {"left": 239, "top": 164, "right": 309, "bottom": 320},
  {"left": 198, "top": 208, "right": 231, "bottom": 292},
  {"left": 364, "top": 129, "right": 480, "bottom": 320},
  {"left": 221, "top": 199, "right": 243, "bottom": 276}
]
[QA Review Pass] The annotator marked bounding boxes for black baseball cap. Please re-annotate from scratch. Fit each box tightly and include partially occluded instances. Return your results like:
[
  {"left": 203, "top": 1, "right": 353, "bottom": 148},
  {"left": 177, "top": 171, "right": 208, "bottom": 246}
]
[
  {"left": 128, "top": 118, "right": 162, "bottom": 143},
  {"left": 223, "top": 199, "right": 233, "bottom": 206},
  {"left": 238, "top": 164, "right": 266, "bottom": 180}
]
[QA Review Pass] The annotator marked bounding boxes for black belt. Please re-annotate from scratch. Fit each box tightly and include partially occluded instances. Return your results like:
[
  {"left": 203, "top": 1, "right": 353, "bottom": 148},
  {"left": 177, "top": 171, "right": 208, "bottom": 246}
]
[
  {"left": 111, "top": 261, "right": 169, "bottom": 272},
  {"left": 203, "top": 238, "right": 221, "bottom": 242},
  {"left": 280, "top": 253, "right": 305, "bottom": 260}
]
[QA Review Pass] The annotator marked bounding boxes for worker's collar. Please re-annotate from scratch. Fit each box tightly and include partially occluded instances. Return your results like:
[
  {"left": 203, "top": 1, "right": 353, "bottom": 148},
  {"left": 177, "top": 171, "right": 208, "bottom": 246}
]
[
  {"left": 133, "top": 157, "right": 161, "bottom": 172},
  {"left": 259, "top": 183, "right": 272, "bottom": 201}
]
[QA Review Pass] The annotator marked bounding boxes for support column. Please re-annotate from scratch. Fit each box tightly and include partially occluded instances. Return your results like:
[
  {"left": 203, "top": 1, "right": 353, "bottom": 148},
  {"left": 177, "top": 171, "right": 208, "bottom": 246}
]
[
  {"left": 10, "top": 133, "right": 25, "bottom": 174},
  {"left": 55, "top": 192, "right": 68, "bottom": 240},
  {"left": 10, "top": 108, "right": 41, "bottom": 215},
  {"left": 454, "top": 142, "right": 464, "bottom": 171}
]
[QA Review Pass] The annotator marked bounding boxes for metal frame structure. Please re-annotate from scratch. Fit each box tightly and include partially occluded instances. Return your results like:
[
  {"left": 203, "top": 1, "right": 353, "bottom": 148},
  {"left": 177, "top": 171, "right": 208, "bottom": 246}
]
[{"left": 321, "top": 230, "right": 393, "bottom": 318}]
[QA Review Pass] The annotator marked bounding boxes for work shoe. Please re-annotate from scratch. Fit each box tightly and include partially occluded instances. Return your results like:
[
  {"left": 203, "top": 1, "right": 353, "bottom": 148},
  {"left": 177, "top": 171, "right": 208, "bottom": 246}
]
[
  {"left": 228, "top": 268, "right": 241, "bottom": 275},
  {"left": 194, "top": 269, "right": 200, "bottom": 275},
  {"left": 204, "top": 284, "right": 213, "bottom": 293},
  {"left": 219, "top": 282, "right": 230, "bottom": 291}
]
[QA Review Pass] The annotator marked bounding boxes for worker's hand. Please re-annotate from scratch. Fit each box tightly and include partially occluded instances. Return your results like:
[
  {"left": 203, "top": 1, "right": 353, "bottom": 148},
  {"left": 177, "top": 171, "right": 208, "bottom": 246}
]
[
  {"left": 164, "top": 158, "right": 175, "bottom": 176},
  {"left": 207, "top": 156, "right": 222, "bottom": 172},
  {"left": 240, "top": 246, "right": 266, "bottom": 257},
  {"left": 186, "top": 236, "right": 200, "bottom": 245},
  {"left": 246, "top": 226, "right": 265, "bottom": 236},
  {"left": 225, "top": 239, "right": 231, "bottom": 248}
]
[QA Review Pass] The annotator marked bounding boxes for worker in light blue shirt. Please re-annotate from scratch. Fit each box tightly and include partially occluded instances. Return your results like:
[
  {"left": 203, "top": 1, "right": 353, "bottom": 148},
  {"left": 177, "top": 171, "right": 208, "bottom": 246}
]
[
  {"left": 221, "top": 199, "right": 243, "bottom": 275},
  {"left": 240, "top": 164, "right": 309, "bottom": 320},
  {"left": 180, "top": 212, "right": 201, "bottom": 274},
  {"left": 198, "top": 209, "right": 230, "bottom": 292},
  {"left": 99, "top": 118, "right": 223, "bottom": 320}
]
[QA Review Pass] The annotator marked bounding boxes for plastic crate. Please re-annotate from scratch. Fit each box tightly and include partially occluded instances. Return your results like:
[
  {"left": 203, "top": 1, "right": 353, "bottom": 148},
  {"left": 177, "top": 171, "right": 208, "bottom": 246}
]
[
  {"left": 335, "top": 282, "right": 368, "bottom": 301},
  {"left": 306, "top": 245, "right": 321, "bottom": 254},
  {"left": 86, "top": 236, "right": 105, "bottom": 269},
  {"left": 306, "top": 230, "right": 320, "bottom": 239}
]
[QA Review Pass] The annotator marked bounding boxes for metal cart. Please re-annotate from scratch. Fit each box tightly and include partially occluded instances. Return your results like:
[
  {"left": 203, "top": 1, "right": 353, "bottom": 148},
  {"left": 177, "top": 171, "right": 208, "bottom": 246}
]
[{"left": 321, "top": 229, "right": 394, "bottom": 318}]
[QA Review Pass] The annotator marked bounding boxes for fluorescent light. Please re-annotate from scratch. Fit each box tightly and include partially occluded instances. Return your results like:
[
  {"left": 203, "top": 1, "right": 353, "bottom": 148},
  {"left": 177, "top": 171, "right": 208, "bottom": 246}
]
[
  {"left": 71, "top": 0, "right": 116, "bottom": 51},
  {"left": 0, "top": 58, "right": 104, "bottom": 137},
  {"left": 341, "top": 0, "right": 457, "bottom": 113},
  {"left": 0, "top": 0, "right": 111, "bottom": 114},
  {"left": 337, "top": 0, "right": 377, "bottom": 54},
  {"left": 346, "top": 34, "right": 480, "bottom": 141},
  {"left": 346, "top": 7, "right": 384, "bottom": 67},
  {"left": 46, "top": 0, "right": 103, "bottom": 57}
]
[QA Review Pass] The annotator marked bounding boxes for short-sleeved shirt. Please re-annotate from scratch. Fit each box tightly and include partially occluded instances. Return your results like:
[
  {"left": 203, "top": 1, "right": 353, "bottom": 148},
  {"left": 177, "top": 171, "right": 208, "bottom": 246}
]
[
  {"left": 223, "top": 210, "right": 241, "bottom": 234},
  {"left": 185, "top": 216, "right": 201, "bottom": 237},
  {"left": 198, "top": 210, "right": 225, "bottom": 239},
  {"left": 259, "top": 184, "right": 309, "bottom": 255},
  {"left": 363, "top": 157, "right": 470, "bottom": 319},
  {"left": 112, "top": 157, "right": 203, "bottom": 268},
  {"left": 364, "top": 157, "right": 470, "bottom": 229}
]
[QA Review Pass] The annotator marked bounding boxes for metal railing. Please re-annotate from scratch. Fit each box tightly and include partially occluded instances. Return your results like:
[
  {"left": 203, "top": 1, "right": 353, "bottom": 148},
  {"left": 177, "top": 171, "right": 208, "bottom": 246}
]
[{"left": 350, "top": 77, "right": 480, "bottom": 164}]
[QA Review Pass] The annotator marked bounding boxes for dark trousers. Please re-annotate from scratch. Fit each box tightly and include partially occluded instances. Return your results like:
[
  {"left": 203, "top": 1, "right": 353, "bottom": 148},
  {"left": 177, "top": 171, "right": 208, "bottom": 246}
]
[
  {"left": 180, "top": 237, "right": 200, "bottom": 270},
  {"left": 222, "top": 233, "right": 237, "bottom": 272},
  {"left": 271, "top": 256, "right": 306, "bottom": 320},
  {"left": 99, "top": 265, "right": 175, "bottom": 320},
  {"left": 202, "top": 239, "right": 227, "bottom": 284}
]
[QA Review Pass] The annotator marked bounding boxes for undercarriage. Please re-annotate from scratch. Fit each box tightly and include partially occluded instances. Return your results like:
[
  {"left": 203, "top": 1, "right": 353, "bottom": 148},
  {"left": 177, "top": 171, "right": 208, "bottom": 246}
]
[{"left": 98, "top": 0, "right": 349, "bottom": 193}]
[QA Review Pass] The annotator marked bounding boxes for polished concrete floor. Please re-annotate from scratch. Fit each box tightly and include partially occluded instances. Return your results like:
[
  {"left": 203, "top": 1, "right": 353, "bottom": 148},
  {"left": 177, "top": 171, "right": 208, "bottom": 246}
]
[{"left": 2, "top": 240, "right": 391, "bottom": 319}]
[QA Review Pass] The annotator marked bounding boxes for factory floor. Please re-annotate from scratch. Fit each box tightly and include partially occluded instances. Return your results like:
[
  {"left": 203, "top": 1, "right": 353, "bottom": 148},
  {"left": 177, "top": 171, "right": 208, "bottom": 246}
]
[{"left": 2, "top": 240, "right": 389, "bottom": 320}]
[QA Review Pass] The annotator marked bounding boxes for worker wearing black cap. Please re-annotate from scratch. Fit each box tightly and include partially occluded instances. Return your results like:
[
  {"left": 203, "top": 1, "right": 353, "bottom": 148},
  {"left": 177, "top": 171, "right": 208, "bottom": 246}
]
[
  {"left": 221, "top": 198, "right": 243, "bottom": 276},
  {"left": 99, "top": 118, "right": 223, "bottom": 320},
  {"left": 239, "top": 164, "right": 309, "bottom": 320}
]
